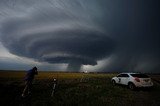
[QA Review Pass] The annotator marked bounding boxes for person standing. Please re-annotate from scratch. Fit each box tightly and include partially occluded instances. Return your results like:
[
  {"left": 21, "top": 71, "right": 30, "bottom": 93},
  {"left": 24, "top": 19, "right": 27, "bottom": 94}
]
[{"left": 22, "top": 67, "right": 38, "bottom": 97}]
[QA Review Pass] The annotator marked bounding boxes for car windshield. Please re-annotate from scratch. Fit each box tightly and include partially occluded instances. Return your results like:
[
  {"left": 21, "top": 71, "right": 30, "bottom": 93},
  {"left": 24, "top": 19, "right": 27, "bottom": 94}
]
[{"left": 130, "top": 74, "right": 149, "bottom": 78}]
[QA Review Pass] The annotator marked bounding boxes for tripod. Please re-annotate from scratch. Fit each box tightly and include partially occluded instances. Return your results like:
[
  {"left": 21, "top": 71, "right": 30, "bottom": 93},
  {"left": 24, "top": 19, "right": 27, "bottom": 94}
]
[{"left": 51, "top": 78, "right": 57, "bottom": 97}]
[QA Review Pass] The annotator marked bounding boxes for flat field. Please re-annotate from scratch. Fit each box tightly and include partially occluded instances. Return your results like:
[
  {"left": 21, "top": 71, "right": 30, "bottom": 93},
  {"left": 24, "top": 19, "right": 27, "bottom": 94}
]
[{"left": 0, "top": 71, "right": 160, "bottom": 106}]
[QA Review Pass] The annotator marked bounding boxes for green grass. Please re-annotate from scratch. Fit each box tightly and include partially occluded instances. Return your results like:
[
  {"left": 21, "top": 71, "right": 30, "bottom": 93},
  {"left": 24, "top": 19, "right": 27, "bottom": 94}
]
[{"left": 0, "top": 71, "right": 160, "bottom": 106}]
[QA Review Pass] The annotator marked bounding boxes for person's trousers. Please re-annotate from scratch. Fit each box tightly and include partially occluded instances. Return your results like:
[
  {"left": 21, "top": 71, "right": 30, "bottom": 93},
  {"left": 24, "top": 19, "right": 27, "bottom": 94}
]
[{"left": 22, "top": 80, "right": 32, "bottom": 95}]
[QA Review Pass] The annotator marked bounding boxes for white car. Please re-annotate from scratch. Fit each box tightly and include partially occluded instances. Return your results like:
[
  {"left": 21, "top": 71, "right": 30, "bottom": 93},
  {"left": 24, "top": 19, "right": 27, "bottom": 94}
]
[{"left": 111, "top": 73, "right": 153, "bottom": 90}]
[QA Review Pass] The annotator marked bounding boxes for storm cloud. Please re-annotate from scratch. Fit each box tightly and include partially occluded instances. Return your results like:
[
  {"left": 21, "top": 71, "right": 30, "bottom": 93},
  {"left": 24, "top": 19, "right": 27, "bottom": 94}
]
[
  {"left": 0, "top": 0, "right": 160, "bottom": 72},
  {"left": 0, "top": 0, "right": 115, "bottom": 71}
]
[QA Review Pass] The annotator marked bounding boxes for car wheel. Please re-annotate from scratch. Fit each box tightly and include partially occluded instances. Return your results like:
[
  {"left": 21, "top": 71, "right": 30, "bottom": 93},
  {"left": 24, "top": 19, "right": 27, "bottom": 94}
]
[
  {"left": 112, "top": 80, "right": 116, "bottom": 85},
  {"left": 128, "top": 83, "right": 135, "bottom": 90}
]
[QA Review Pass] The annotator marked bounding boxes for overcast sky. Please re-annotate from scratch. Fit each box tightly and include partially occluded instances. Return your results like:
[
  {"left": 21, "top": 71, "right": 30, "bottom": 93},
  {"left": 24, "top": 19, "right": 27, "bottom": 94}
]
[{"left": 0, "top": 0, "right": 160, "bottom": 72}]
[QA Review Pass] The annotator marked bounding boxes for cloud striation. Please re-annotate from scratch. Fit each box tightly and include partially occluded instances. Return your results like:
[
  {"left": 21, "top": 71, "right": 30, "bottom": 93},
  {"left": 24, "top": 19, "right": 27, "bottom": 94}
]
[
  {"left": 0, "top": 0, "right": 115, "bottom": 71},
  {"left": 0, "top": 0, "right": 160, "bottom": 72}
]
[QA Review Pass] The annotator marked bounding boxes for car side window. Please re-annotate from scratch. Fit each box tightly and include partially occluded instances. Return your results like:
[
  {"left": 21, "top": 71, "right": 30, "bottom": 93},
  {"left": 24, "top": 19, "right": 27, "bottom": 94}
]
[
  {"left": 123, "top": 74, "right": 129, "bottom": 77},
  {"left": 118, "top": 74, "right": 129, "bottom": 77},
  {"left": 120, "top": 74, "right": 125, "bottom": 77},
  {"left": 117, "top": 74, "right": 122, "bottom": 77}
]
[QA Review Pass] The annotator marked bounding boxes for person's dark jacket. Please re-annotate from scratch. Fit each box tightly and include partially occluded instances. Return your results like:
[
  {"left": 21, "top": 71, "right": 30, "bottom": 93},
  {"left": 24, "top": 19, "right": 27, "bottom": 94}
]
[{"left": 24, "top": 69, "right": 38, "bottom": 81}]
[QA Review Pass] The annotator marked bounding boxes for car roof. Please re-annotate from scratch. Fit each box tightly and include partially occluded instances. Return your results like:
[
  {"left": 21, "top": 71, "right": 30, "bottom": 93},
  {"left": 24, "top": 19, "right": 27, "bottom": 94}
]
[{"left": 119, "top": 72, "right": 140, "bottom": 74}]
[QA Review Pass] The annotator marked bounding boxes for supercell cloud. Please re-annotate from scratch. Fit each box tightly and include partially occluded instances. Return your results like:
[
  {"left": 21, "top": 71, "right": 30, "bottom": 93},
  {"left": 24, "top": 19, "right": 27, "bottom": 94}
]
[
  {"left": 0, "top": 0, "right": 160, "bottom": 72},
  {"left": 0, "top": 0, "right": 115, "bottom": 71}
]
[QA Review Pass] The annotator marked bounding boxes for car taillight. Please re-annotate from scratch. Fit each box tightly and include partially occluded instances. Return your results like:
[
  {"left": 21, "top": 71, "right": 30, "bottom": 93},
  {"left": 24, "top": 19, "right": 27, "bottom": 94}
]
[{"left": 134, "top": 77, "right": 140, "bottom": 82}]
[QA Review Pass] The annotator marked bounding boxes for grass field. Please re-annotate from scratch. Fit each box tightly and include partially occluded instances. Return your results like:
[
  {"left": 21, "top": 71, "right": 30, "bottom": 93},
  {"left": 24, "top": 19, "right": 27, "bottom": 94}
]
[{"left": 0, "top": 71, "right": 160, "bottom": 106}]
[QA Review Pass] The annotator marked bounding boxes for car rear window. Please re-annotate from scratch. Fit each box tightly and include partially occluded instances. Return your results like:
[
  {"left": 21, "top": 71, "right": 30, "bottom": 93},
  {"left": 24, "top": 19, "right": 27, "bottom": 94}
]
[{"left": 130, "top": 74, "right": 149, "bottom": 78}]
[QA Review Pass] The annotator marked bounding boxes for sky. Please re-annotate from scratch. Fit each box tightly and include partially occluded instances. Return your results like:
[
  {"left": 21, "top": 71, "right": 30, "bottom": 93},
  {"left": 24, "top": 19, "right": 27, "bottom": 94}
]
[{"left": 0, "top": 0, "right": 160, "bottom": 72}]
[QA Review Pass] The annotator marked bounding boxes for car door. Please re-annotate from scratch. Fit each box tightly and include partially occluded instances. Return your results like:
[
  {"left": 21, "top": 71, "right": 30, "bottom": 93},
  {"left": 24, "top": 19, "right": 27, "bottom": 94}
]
[
  {"left": 120, "top": 74, "right": 129, "bottom": 85},
  {"left": 116, "top": 74, "right": 123, "bottom": 84}
]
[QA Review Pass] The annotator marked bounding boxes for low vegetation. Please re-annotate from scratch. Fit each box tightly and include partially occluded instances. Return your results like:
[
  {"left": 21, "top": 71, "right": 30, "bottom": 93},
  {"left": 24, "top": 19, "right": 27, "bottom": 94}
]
[{"left": 0, "top": 71, "right": 160, "bottom": 106}]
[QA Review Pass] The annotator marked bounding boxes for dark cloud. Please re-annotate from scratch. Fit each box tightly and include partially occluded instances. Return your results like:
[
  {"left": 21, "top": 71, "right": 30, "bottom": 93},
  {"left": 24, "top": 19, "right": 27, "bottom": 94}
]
[
  {"left": 99, "top": 0, "right": 160, "bottom": 73},
  {"left": 0, "top": 0, "right": 160, "bottom": 72},
  {"left": 0, "top": 0, "right": 115, "bottom": 71},
  {"left": 0, "top": 57, "right": 66, "bottom": 71}
]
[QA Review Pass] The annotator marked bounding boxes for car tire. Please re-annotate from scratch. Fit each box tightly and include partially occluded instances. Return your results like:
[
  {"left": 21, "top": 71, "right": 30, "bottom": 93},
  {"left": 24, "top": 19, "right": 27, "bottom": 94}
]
[
  {"left": 128, "top": 83, "right": 135, "bottom": 90},
  {"left": 112, "top": 80, "right": 116, "bottom": 85}
]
